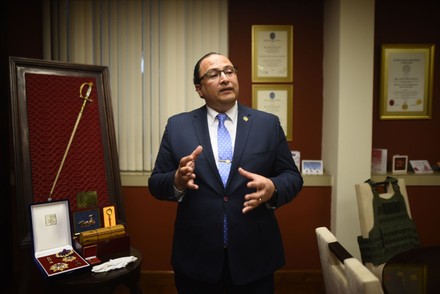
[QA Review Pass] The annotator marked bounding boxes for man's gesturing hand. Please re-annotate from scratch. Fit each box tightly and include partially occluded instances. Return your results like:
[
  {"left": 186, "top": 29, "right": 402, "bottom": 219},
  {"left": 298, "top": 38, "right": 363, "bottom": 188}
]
[
  {"left": 239, "top": 167, "right": 276, "bottom": 214},
  {"left": 174, "top": 145, "right": 203, "bottom": 191}
]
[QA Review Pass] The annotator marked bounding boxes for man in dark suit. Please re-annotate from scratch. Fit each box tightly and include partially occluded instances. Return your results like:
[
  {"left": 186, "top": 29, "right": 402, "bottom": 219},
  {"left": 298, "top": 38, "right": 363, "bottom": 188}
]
[{"left": 148, "top": 52, "right": 303, "bottom": 294}]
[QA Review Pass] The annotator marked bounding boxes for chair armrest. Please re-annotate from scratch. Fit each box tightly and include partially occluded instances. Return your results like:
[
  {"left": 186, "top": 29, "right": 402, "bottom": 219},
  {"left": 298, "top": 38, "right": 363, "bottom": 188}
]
[{"left": 329, "top": 241, "right": 353, "bottom": 262}]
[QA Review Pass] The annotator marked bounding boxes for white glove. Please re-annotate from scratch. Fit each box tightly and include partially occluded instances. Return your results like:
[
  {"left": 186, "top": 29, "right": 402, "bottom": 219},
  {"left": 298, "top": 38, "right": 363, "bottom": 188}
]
[{"left": 91, "top": 256, "right": 137, "bottom": 273}]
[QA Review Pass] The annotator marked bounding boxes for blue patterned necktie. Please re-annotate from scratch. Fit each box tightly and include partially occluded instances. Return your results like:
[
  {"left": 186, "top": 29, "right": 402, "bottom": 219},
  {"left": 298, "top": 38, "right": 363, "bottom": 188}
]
[
  {"left": 217, "top": 113, "right": 232, "bottom": 247},
  {"left": 217, "top": 113, "right": 232, "bottom": 186}
]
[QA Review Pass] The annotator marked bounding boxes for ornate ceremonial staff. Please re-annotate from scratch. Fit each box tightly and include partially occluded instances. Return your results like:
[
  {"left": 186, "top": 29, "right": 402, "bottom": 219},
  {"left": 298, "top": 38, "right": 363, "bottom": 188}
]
[{"left": 48, "top": 82, "right": 93, "bottom": 202}]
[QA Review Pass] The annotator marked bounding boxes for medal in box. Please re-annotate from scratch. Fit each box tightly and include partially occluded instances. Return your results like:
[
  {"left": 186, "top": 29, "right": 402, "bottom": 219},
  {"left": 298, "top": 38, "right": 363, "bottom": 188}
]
[{"left": 30, "top": 200, "right": 91, "bottom": 278}]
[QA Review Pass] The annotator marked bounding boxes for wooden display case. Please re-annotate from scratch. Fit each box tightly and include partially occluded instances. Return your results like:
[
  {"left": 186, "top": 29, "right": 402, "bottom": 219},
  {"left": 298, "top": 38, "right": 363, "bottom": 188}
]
[{"left": 8, "top": 56, "right": 125, "bottom": 247}]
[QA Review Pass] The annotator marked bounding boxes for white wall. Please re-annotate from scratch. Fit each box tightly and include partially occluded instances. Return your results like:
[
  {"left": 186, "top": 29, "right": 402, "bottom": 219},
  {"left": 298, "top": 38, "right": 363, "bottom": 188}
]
[{"left": 322, "top": 0, "right": 375, "bottom": 259}]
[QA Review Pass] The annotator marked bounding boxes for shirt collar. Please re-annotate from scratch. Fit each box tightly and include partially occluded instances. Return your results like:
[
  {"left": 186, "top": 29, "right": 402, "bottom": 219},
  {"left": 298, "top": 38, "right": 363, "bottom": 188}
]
[{"left": 207, "top": 101, "right": 238, "bottom": 126}]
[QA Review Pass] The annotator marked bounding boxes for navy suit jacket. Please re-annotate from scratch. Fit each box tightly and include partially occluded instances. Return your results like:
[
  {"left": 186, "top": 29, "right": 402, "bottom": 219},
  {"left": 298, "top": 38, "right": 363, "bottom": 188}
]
[{"left": 148, "top": 103, "right": 303, "bottom": 285}]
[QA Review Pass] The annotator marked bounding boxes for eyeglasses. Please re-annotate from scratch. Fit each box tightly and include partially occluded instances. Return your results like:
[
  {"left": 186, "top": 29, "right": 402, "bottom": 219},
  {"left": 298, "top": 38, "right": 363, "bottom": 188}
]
[{"left": 200, "top": 66, "right": 238, "bottom": 81}]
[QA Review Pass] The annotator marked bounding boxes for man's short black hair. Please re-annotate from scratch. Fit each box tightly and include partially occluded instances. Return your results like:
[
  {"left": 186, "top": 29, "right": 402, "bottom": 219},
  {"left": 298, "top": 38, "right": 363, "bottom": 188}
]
[{"left": 193, "top": 52, "right": 221, "bottom": 85}]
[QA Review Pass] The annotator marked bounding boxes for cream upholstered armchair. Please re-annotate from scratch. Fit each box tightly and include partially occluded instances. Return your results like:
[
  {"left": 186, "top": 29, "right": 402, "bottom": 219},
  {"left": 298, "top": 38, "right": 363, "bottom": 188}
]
[
  {"left": 355, "top": 177, "right": 419, "bottom": 281},
  {"left": 315, "top": 227, "right": 383, "bottom": 294}
]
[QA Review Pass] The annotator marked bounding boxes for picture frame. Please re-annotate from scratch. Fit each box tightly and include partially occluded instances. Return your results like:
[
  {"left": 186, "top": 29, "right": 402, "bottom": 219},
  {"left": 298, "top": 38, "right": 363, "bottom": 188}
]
[
  {"left": 371, "top": 148, "right": 388, "bottom": 174},
  {"left": 410, "top": 160, "right": 434, "bottom": 174},
  {"left": 252, "top": 84, "right": 293, "bottom": 141},
  {"left": 73, "top": 208, "right": 101, "bottom": 234},
  {"left": 291, "top": 151, "right": 301, "bottom": 171},
  {"left": 8, "top": 56, "right": 125, "bottom": 246},
  {"left": 392, "top": 155, "right": 408, "bottom": 174},
  {"left": 102, "top": 205, "right": 117, "bottom": 227},
  {"left": 302, "top": 160, "right": 324, "bottom": 175},
  {"left": 380, "top": 44, "right": 435, "bottom": 119},
  {"left": 252, "top": 25, "right": 293, "bottom": 83}
]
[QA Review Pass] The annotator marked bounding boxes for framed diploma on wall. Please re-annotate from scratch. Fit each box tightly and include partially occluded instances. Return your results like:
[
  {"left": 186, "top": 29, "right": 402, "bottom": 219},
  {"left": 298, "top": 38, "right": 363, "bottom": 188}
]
[
  {"left": 252, "top": 84, "right": 293, "bottom": 141},
  {"left": 252, "top": 25, "right": 293, "bottom": 83},
  {"left": 380, "top": 44, "right": 435, "bottom": 119}
]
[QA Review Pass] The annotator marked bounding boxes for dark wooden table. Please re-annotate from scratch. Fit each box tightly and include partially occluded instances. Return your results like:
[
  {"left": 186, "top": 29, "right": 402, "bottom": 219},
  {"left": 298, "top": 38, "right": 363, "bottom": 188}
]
[
  {"left": 382, "top": 245, "right": 440, "bottom": 294},
  {"left": 45, "top": 247, "right": 143, "bottom": 294}
]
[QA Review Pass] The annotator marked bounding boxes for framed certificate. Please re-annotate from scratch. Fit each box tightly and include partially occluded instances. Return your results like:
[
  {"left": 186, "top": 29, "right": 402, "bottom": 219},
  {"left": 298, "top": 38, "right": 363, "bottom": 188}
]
[
  {"left": 252, "top": 25, "right": 293, "bottom": 83},
  {"left": 380, "top": 44, "right": 435, "bottom": 119},
  {"left": 252, "top": 84, "right": 293, "bottom": 141}
]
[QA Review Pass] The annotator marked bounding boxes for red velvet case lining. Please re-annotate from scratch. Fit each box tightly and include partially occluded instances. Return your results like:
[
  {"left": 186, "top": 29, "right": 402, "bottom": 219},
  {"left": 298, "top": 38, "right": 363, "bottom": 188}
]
[
  {"left": 36, "top": 250, "right": 89, "bottom": 276},
  {"left": 26, "top": 73, "right": 110, "bottom": 210}
]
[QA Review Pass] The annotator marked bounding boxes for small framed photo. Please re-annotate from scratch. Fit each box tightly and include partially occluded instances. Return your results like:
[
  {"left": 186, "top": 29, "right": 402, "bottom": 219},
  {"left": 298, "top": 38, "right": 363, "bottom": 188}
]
[
  {"left": 371, "top": 148, "right": 388, "bottom": 174},
  {"left": 102, "top": 205, "right": 116, "bottom": 227},
  {"left": 392, "top": 155, "right": 408, "bottom": 174},
  {"left": 72, "top": 208, "right": 101, "bottom": 234},
  {"left": 291, "top": 151, "right": 301, "bottom": 171},
  {"left": 302, "top": 160, "right": 323, "bottom": 175},
  {"left": 410, "top": 160, "right": 434, "bottom": 174}
]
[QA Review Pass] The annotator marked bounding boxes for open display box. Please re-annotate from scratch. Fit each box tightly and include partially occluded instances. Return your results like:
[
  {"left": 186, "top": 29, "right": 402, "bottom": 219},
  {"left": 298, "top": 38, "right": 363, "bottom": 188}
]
[
  {"left": 30, "top": 200, "right": 90, "bottom": 278},
  {"left": 9, "top": 57, "right": 126, "bottom": 256}
]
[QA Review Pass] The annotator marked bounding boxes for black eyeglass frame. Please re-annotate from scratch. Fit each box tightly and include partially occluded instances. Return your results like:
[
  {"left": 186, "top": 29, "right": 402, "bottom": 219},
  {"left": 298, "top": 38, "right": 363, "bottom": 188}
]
[{"left": 200, "top": 66, "right": 238, "bottom": 81}]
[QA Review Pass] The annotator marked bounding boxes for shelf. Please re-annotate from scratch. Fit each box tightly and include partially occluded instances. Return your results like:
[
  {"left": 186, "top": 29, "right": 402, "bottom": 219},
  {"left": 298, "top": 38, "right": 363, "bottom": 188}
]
[
  {"left": 371, "top": 172, "right": 440, "bottom": 186},
  {"left": 121, "top": 172, "right": 333, "bottom": 187},
  {"left": 302, "top": 174, "right": 332, "bottom": 187}
]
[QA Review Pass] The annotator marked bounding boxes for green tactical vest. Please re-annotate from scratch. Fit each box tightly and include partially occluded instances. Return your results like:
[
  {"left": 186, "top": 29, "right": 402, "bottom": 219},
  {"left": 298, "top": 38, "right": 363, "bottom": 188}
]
[{"left": 357, "top": 176, "right": 420, "bottom": 265}]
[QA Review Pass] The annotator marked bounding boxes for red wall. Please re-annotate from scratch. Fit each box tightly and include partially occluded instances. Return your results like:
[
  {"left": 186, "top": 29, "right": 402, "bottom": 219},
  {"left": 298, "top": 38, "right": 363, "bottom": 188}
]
[
  {"left": 228, "top": 0, "right": 324, "bottom": 159},
  {"left": 406, "top": 187, "right": 440, "bottom": 246},
  {"left": 373, "top": 1, "right": 440, "bottom": 165},
  {"left": 372, "top": 0, "right": 440, "bottom": 257}
]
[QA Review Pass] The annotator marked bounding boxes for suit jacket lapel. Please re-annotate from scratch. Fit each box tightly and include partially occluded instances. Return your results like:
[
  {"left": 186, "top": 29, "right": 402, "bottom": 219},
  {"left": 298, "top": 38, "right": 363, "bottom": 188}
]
[{"left": 228, "top": 105, "right": 253, "bottom": 190}]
